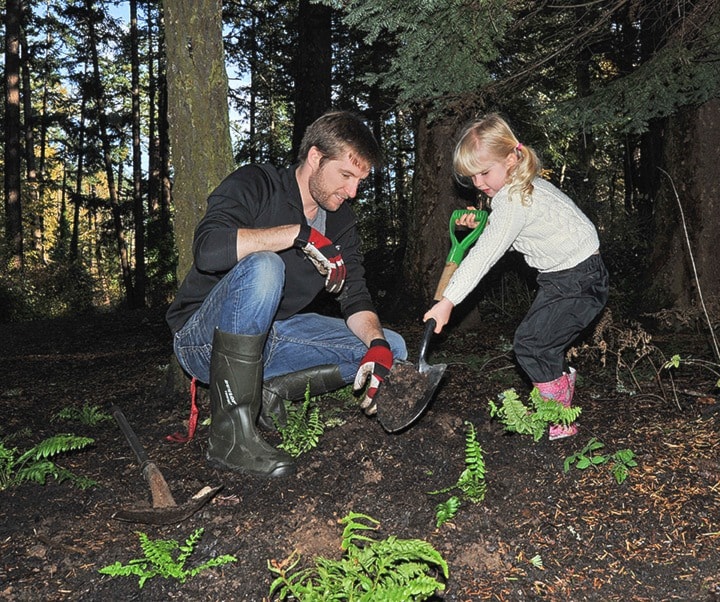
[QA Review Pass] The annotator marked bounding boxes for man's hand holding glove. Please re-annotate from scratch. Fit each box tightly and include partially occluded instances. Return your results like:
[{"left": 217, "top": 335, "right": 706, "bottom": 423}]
[
  {"left": 353, "top": 339, "right": 393, "bottom": 415},
  {"left": 294, "top": 225, "right": 346, "bottom": 293}
]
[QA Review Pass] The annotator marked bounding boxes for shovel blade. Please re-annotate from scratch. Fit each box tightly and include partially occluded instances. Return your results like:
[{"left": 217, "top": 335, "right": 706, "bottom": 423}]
[{"left": 376, "top": 360, "right": 446, "bottom": 433}]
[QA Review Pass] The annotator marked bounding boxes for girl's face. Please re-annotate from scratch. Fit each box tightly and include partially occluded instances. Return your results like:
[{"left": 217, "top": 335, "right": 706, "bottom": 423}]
[{"left": 469, "top": 149, "right": 518, "bottom": 198}]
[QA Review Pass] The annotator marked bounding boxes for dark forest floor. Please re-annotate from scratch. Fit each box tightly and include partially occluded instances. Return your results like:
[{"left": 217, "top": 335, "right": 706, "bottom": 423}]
[{"left": 1, "top": 307, "right": 720, "bottom": 601}]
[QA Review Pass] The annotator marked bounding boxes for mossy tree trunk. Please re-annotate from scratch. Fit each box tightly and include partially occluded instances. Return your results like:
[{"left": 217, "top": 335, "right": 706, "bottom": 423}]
[
  {"left": 163, "top": 0, "right": 234, "bottom": 283},
  {"left": 162, "top": 0, "right": 234, "bottom": 396}
]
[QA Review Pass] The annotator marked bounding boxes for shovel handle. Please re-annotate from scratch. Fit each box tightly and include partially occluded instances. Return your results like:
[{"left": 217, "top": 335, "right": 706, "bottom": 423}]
[{"left": 434, "top": 263, "right": 457, "bottom": 301}]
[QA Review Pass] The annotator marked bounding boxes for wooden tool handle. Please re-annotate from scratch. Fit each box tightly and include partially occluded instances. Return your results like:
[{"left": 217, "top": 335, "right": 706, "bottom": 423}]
[{"left": 434, "top": 262, "right": 458, "bottom": 301}]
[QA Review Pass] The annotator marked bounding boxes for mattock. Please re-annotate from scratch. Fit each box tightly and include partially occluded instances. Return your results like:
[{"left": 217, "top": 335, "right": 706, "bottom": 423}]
[{"left": 110, "top": 404, "right": 221, "bottom": 525}]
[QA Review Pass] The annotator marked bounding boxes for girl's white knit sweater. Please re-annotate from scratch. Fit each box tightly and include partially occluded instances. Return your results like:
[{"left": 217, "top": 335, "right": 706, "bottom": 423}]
[{"left": 442, "top": 177, "right": 600, "bottom": 307}]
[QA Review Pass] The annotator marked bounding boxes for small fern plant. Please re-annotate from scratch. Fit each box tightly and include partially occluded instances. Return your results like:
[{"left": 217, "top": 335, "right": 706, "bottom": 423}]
[
  {"left": 0, "top": 434, "right": 96, "bottom": 491},
  {"left": 488, "top": 388, "right": 582, "bottom": 441},
  {"left": 98, "top": 528, "right": 237, "bottom": 589},
  {"left": 276, "top": 385, "right": 324, "bottom": 457},
  {"left": 429, "top": 421, "right": 487, "bottom": 527},
  {"left": 52, "top": 404, "right": 112, "bottom": 426},
  {"left": 268, "top": 511, "right": 448, "bottom": 600}
]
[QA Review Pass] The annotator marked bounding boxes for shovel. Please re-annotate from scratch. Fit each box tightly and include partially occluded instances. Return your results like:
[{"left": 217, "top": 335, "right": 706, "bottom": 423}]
[
  {"left": 376, "top": 318, "right": 447, "bottom": 433},
  {"left": 110, "top": 404, "right": 221, "bottom": 525},
  {"left": 433, "top": 209, "right": 488, "bottom": 300},
  {"left": 376, "top": 210, "right": 488, "bottom": 432}
]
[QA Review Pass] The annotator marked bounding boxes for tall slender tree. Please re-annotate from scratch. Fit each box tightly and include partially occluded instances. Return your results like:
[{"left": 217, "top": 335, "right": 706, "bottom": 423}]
[
  {"left": 4, "top": 0, "right": 24, "bottom": 269},
  {"left": 130, "top": 0, "right": 146, "bottom": 307},
  {"left": 291, "top": 0, "right": 332, "bottom": 156},
  {"left": 82, "top": 0, "right": 134, "bottom": 305}
]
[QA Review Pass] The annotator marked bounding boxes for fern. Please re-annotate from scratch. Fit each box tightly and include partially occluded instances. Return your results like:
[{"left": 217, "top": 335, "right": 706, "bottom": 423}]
[
  {"left": 98, "top": 528, "right": 237, "bottom": 589},
  {"left": 488, "top": 388, "right": 582, "bottom": 441},
  {"left": 276, "top": 385, "right": 325, "bottom": 458},
  {"left": 53, "top": 404, "right": 111, "bottom": 426},
  {"left": 429, "top": 421, "right": 487, "bottom": 527},
  {"left": 434, "top": 496, "right": 461, "bottom": 528},
  {"left": 268, "top": 512, "right": 448, "bottom": 600},
  {"left": 0, "top": 434, "right": 95, "bottom": 491}
]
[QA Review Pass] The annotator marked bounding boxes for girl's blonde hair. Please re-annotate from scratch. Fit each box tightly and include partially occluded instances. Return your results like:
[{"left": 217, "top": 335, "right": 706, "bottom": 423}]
[{"left": 453, "top": 113, "right": 541, "bottom": 205}]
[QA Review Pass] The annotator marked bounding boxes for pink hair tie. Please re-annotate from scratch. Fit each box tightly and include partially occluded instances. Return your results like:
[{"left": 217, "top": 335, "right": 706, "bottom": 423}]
[{"left": 515, "top": 142, "right": 523, "bottom": 151}]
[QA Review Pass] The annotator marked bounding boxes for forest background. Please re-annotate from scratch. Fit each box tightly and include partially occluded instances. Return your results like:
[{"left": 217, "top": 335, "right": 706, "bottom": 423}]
[{"left": 2, "top": 0, "right": 719, "bottom": 335}]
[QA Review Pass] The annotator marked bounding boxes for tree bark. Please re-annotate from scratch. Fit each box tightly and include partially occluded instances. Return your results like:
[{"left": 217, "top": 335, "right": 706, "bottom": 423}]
[
  {"left": 647, "top": 99, "right": 720, "bottom": 319},
  {"left": 163, "top": 0, "right": 234, "bottom": 283},
  {"left": 402, "top": 115, "right": 465, "bottom": 314},
  {"left": 130, "top": 0, "right": 146, "bottom": 307},
  {"left": 292, "top": 0, "right": 332, "bottom": 157},
  {"left": 4, "top": 0, "right": 23, "bottom": 269}
]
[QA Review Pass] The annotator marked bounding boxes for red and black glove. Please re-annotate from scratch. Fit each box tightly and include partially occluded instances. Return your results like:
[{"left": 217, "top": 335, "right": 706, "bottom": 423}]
[
  {"left": 353, "top": 339, "right": 393, "bottom": 415},
  {"left": 294, "top": 224, "right": 346, "bottom": 293}
]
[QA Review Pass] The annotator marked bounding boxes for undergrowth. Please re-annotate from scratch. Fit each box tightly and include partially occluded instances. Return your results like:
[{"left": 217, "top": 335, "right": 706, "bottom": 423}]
[
  {"left": 0, "top": 434, "right": 96, "bottom": 491},
  {"left": 52, "top": 404, "right": 112, "bottom": 426},
  {"left": 276, "top": 385, "right": 325, "bottom": 457},
  {"left": 428, "top": 420, "right": 486, "bottom": 527},
  {"left": 564, "top": 437, "right": 638, "bottom": 484},
  {"left": 488, "top": 388, "right": 581, "bottom": 441},
  {"left": 268, "top": 511, "right": 448, "bottom": 601},
  {"left": 98, "top": 528, "right": 236, "bottom": 589}
]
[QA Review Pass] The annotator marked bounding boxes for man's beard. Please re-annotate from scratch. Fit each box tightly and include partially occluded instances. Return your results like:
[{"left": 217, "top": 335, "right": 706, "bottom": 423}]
[{"left": 308, "top": 168, "right": 344, "bottom": 212}]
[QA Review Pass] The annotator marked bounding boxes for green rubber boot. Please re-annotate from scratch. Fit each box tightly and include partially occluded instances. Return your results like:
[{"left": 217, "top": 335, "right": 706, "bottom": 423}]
[
  {"left": 207, "top": 328, "right": 295, "bottom": 478},
  {"left": 259, "top": 365, "right": 346, "bottom": 431}
]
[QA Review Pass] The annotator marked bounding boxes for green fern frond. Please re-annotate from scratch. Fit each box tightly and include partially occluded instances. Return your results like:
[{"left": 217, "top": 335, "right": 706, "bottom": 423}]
[
  {"left": 430, "top": 421, "right": 486, "bottom": 527},
  {"left": 340, "top": 512, "right": 380, "bottom": 551},
  {"left": 269, "top": 512, "right": 448, "bottom": 600},
  {"left": 99, "top": 528, "right": 236, "bottom": 589},
  {"left": 17, "top": 434, "right": 94, "bottom": 463},
  {"left": 435, "top": 496, "right": 460, "bottom": 527},
  {"left": 277, "top": 386, "right": 325, "bottom": 458},
  {"left": 490, "top": 388, "right": 581, "bottom": 441},
  {"left": 53, "top": 404, "right": 111, "bottom": 426},
  {"left": 0, "top": 435, "right": 94, "bottom": 491}
]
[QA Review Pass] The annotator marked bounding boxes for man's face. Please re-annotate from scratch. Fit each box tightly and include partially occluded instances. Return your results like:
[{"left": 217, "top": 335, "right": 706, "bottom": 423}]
[{"left": 308, "top": 150, "right": 371, "bottom": 212}]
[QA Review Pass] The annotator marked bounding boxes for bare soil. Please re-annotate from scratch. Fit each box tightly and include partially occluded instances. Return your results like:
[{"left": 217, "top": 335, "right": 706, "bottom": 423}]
[{"left": 2, "top": 308, "right": 720, "bottom": 601}]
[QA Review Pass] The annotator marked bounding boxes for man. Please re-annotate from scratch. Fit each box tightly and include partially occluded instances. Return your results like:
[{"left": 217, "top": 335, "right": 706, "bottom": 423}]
[{"left": 166, "top": 111, "right": 407, "bottom": 478}]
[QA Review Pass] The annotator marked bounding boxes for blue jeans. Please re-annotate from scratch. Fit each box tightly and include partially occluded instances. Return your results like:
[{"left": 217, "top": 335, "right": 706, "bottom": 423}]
[{"left": 173, "top": 252, "right": 407, "bottom": 384}]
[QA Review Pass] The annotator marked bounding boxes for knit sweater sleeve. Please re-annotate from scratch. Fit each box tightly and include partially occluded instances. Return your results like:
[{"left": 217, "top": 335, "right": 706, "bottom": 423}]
[{"left": 442, "top": 192, "right": 525, "bottom": 307}]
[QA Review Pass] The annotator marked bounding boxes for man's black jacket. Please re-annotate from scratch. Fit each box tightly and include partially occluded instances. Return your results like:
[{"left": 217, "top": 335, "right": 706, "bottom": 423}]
[{"left": 166, "top": 163, "right": 376, "bottom": 335}]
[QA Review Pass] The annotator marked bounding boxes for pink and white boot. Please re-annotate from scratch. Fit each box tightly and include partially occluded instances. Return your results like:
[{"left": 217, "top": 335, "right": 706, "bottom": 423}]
[{"left": 534, "top": 370, "right": 578, "bottom": 441}]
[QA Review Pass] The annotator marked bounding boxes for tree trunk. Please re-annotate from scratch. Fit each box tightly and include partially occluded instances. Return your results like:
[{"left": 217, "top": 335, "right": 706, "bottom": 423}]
[
  {"left": 647, "top": 99, "right": 720, "bottom": 320},
  {"left": 402, "top": 114, "right": 465, "bottom": 314},
  {"left": 70, "top": 91, "right": 87, "bottom": 261},
  {"left": 85, "top": 0, "right": 134, "bottom": 306},
  {"left": 163, "top": 0, "right": 234, "bottom": 283},
  {"left": 130, "top": 0, "right": 146, "bottom": 308},
  {"left": 4, "top": 0, "right": 23, "bottom": 269},
  {"left": 292, "top": 0, "right": 332, "bottom": 157},
  {"left": 162, "top": 0, "right": 234, "bottom": 395}
]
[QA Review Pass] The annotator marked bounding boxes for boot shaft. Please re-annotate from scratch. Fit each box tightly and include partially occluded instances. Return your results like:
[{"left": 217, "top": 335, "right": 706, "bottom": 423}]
[
  {"left": 260, "top": 364, "right": 346, "bottom": 430},
  {"left": 208, "top": 328, "right": 294, "bottom": 478}
]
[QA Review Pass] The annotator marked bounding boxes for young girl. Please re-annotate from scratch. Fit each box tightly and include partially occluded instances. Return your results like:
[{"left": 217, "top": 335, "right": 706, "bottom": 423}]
[{"left": 425, "top": 114, "right": 609, "bottom": 440}]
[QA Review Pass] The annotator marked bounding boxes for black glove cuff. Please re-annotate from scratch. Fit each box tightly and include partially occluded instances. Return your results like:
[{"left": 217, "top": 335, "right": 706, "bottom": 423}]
[
  {"left": 294, "top": 223, "right": 311, "bottom": 248},
  {"left": 369, "top": 338, "right": 391, "bottom": 350}
]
